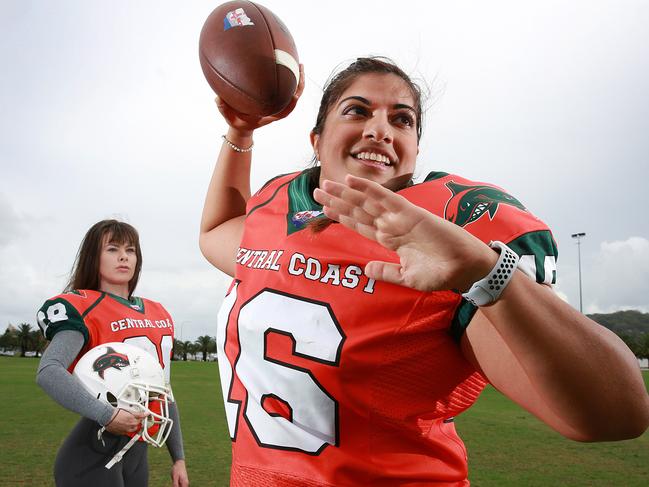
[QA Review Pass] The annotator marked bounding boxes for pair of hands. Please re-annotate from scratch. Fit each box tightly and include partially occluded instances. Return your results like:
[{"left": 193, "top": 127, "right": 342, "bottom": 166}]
[
  {"left": 313, "top": 175, "right": 498, "bottom": 293},
  {"left": 106, "top": 409, "right": 189, "bottom": 486}
]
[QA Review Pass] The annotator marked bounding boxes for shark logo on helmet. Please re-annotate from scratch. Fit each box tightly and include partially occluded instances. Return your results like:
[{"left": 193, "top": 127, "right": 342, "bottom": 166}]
[
  {"left": 443, "top": 181, "right": 527, "bottom": 227},
  {"left": 92, "top": 346, "right": 130, "bottom": 379}
]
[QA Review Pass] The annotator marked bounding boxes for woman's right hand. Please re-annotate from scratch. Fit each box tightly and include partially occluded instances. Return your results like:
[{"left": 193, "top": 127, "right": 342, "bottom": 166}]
[
  {"left": 313, "top": 175, "right": 498, "bottom": 294},
  {"left": 105, "top": 408, "right": 148, "bottom": 436},
  {"left": 215, "top": 63, "right": 305, "bottom": 135}
]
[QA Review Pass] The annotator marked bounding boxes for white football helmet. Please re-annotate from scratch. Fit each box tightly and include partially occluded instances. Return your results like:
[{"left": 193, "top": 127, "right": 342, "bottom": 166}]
[{"left": 73, "top": 342, "right": 174, "bottom": 449}]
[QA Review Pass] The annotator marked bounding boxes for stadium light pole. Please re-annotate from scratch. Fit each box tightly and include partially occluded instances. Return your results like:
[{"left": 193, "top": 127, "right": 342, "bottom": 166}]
[{"left": 571, "top": 232, "right": 586, "bottom": 313}]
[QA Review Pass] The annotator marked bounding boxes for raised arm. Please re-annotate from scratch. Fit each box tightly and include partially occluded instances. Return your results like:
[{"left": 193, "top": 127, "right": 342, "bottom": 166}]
[
  {"left": 314, "top": 175, "right": 649, "bottom": 441},
  {"left": 199, "top": 66, "right": 304, "bottom": 276},
  {"left": 199, "top": 119, "right": 253, "bottom": 276}
]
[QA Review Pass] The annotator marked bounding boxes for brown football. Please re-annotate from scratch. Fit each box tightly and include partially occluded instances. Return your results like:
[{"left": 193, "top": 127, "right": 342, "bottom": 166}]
[{"left": 199, "top": 1, "right": 300, "bottom": 116}]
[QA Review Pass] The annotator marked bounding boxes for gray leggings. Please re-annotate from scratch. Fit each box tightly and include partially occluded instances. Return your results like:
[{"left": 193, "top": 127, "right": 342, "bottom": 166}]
[{"left": 54, "top": 417, "right": 148, "bottom": 487}]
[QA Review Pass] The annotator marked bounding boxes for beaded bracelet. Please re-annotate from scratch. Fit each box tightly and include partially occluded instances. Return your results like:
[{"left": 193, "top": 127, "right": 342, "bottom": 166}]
[{"left": 222, "top": 135, "right": 254, "bottom": 153}]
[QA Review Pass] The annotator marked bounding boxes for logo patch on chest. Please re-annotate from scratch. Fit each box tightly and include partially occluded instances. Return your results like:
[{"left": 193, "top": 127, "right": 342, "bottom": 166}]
[{"left": 291, "top": 210, "right": 323, "bottom": 229}]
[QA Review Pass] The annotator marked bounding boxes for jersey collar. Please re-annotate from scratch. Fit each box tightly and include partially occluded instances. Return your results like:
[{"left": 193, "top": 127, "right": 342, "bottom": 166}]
[{"left": 105, "top": 292, "right": 145, "bottom": 314}]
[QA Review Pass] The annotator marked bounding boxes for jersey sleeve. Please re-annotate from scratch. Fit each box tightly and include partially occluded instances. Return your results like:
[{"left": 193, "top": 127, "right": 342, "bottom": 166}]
[
  {"left": 506, "top": 230, "right": 558, "bottom": 285},
  {"left": 440, "top": 178, "right": 559, "bottom": 341},
  {"left": 416, "top": 173, "right": 559, "bottom": 281},
  {"left": 36, "top": 297, "right": 89, "bottom": 344}
]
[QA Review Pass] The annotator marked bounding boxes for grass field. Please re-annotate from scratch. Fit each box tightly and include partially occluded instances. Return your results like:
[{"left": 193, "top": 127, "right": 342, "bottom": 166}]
[{"left": 1, "top": 357, "right": 647, "bottom": 486}]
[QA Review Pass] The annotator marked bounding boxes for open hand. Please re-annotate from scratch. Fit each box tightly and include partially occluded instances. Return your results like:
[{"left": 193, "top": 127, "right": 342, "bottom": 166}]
[{"left": 313, "top": 175, "right": 496, "bottom": 292}]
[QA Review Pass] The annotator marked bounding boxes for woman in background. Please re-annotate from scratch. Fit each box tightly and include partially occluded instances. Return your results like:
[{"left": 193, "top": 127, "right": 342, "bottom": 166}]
[{"left": 37, "top": 219, "right": 189, "bottom": 487}]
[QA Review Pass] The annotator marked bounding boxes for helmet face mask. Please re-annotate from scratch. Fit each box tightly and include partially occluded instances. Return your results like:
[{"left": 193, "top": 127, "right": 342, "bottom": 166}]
[
  {"left": 74, "top": 342, "right": 174, "bottom": 448},
  {"left": 122, "top": 381, "right": 174, "bottom": 447}
]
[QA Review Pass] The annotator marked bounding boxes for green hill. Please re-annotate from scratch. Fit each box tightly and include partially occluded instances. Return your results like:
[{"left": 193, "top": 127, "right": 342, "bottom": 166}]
[{"left": 588, "top": 310, "right": 649, "bottom": 336}]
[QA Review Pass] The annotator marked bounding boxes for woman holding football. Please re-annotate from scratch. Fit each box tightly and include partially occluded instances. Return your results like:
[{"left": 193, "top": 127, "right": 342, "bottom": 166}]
[
  {"left": 36, "top": 219, "right": 189, "bottom": 487},
  {"left": 200, "top": 57, "right": 649, "bottom": 485}
]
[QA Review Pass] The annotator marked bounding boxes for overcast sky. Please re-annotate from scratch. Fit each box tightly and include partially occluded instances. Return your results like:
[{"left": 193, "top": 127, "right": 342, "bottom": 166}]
[{"left": 1, "top": 0, "right": 648, "bottom": 341}]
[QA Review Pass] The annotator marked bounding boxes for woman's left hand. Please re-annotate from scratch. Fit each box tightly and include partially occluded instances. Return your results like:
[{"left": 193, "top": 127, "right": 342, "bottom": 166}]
[
  {"left": 313, "top": 175, "right": 497, "bottom": 292},
  {"left": 171, "top": 459, "right": 189, "bottom": 487},
  {"left": 315, "top": 178, "right": 649, "bottom": 442}
]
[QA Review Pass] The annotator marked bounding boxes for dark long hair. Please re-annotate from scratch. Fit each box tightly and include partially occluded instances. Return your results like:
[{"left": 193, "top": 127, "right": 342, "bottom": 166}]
[{"left": 64, "top": 220, "right": 142, "bottom": 297}]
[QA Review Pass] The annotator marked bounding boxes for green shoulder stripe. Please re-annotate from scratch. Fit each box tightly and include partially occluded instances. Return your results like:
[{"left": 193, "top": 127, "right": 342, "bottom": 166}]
[
  {"left": 423, "top": 171, "right": 450, "bottom": 182},
  {"left": 507, "top": 230, "right": 558, "bottom": 284},
  {"left": 36, "top": 297, "right": 91, "bottom": 344},
  {"left": 259, "top": 172, "right": 293, "bottom": 192},
  {"left": 83, "top": 292, "right": 106, "bottom": 317},
  {"left": 247, "top": 179, "right": 293, "bottom": 220}
]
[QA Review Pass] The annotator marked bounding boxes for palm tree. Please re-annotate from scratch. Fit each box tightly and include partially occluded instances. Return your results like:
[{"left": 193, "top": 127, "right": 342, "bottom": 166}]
[
  {"left": 30, "top": 330, "right": 47, "bottom": 357},
  {"left": 195, "top": 335, "right": 215, "bottom": 362},
  {"left": 172, "top": 338, "right": 183, "bottom": 361},
  {"left": 17, "top": 323, "right": 33, "bottom": 357},
  {"left": 0, "top": 326, "right": 18, "bottom": 352},
  {"left": 182, "top": 340, "right": 194, "bottom": 361}
]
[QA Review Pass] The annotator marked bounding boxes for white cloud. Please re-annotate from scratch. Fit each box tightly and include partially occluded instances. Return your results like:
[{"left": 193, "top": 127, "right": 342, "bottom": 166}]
[
  {"left": 137, "top": 266, "right": 233, "bottom": 341},
  {"left": 0, "top": 194, "right": 27, "bottom": 247},
  {"left": 585, "top": 237, "right": 649, "bottom": 313}
]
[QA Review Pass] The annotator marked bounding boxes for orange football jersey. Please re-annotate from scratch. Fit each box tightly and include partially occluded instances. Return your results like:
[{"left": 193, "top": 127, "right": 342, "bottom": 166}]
[
  {"left": 37, "top": 290, "right": 175, "bottom": 381},
  {"left": 217, "top": 169, "right": 558, "bottom": 486}
]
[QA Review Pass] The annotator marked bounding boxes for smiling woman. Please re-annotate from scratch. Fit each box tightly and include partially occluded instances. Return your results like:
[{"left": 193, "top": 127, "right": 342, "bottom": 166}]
[
  {"left": 199, "top": 56, "right": 649, "bottom": 486},
  {"left": 35, "top": 220, "right": 189, "bottom": 487},
  {"left": 310, "top": 72, "right": 419, "bottom": 191}
]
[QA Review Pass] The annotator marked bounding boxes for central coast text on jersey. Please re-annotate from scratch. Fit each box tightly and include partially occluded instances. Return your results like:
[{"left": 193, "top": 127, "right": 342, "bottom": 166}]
[
  {"left": 236, "top": 246, "right": 377, "bottom": 294},
  {"left": 110, "top": 317, "right": 173, "bottom": 332},
  {"left": 236, "top": 247, "right": 283, "bottom": 270}
]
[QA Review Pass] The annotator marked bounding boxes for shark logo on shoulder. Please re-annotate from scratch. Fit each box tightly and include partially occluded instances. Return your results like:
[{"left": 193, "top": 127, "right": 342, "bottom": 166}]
[
  {"left": 92, "top": 346, "right": 130, "bottom": 379},
  {"left": 443, "top": 181, "right": 526, "bottom": 227}
]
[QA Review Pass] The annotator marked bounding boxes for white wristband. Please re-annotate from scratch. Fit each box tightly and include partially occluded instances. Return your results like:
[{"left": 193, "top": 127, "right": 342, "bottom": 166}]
[{"left": 461, "top": 241, "right": 519, "bottom": 307}]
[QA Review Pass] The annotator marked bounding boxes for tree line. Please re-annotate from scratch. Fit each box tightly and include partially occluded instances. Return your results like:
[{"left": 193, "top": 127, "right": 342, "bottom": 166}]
[
  {"left": 172, "top": 336, "right": 217, "bottom": 361},
  {"left": 0, "top": 323, "right": 48, "bottom": 357},
  {"left": 0, "top": 323, "right": 218, "bottom": 361},
  {"left": 3, "top": 310, "right": 649, "bottom": 361},
  {"left": 588, "top": 310, "right": 649, "bottom": 360}
]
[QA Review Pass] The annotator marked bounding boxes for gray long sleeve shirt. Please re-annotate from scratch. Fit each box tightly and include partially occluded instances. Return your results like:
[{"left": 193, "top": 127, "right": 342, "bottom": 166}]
[{"left": 36, "top": 330, "right": 185, "bottom": 462}]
